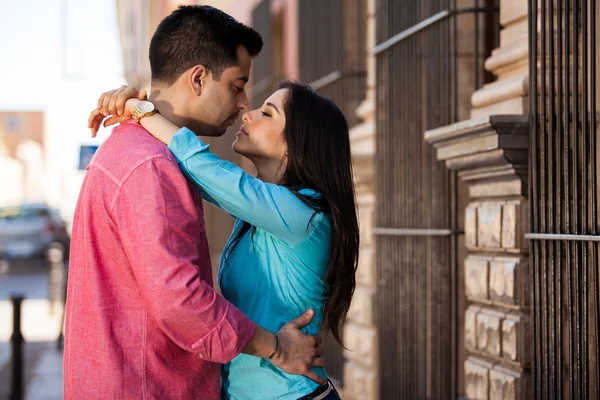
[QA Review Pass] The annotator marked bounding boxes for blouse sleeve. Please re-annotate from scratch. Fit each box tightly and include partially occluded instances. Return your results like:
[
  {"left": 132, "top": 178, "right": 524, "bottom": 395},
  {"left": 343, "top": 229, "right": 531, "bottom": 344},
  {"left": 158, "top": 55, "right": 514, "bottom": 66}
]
[{"left": 168, "top": 127, "right": 323, "bottom": 244}]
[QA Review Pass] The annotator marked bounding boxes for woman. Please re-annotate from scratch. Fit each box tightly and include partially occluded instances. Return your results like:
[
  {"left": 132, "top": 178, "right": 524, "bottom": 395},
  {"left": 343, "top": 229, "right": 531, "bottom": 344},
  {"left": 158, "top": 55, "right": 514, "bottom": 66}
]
[{"left": 89, "top": 81, "right": 358, "bottom": 400}]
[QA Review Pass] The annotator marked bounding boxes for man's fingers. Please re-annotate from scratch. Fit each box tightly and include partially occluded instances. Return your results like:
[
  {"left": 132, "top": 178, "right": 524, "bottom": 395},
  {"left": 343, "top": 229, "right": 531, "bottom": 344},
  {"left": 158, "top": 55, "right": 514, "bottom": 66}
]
[
  {"left": 303, "top": 370, "right": 326, "bottom": 386},
  {"left": 311, "top": 356, "right": 325, "bottom": 368},
  {"left": 289, "top": 309, "right": 315, "bottom": 329},
  {"left": 138, "top": 90, "right": 148, "bottom": 101}
]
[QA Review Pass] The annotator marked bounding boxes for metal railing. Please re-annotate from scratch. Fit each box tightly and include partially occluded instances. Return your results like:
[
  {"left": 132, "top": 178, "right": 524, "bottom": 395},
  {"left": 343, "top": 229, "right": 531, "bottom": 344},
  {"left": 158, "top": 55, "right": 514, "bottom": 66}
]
[
  {"left": 296, "top": 0, "right": 367, "bottom": 385},
  {"left": 374, "top": 0, "right": 498, "bottom": 397},
  {"left": 528, "top": 0, "right": 599, "bottom": 397}
]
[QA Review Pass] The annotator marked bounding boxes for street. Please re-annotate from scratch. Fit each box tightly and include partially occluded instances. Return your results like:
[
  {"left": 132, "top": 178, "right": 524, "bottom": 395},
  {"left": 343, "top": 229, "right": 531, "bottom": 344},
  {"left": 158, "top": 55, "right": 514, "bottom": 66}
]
[{"left": 0, "top": 258, "right": 65, "bottom": 399}]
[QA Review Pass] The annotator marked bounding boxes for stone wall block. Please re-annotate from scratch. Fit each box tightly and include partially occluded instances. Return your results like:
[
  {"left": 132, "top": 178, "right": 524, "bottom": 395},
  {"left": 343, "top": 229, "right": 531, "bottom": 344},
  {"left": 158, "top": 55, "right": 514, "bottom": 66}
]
[
  {"left": 466, "top": 204, "right": 478, "bottom": 248},
  {"left": 465, "top": 255, "right": 491, "bottom": 300},
  {"left": 477, "top": 308, "right": 505, "bottom": 356},
  {"left": 501, "top": 202, "right": 517, "bottom": 249},
  {"left": 344, "top": 361, "right": 378, "bottom": 400},
  {"left": 358, "top": 202, "right": 375, "bottom": 247},
  {"left": 489, "top": 259, "right": 518, "bottom": 305},
  {"left": 502, "top": 312, "right": 530, "bottom": 364},
  {"left": 490, "top": 366, "right": 517, "bottom": 399},
  {"left": 343, "top": 322, "right": 377, "bottom": 368},
  {"left": 477, "top": 203, "right": 503, "bottom": 248},
  {"left": 502, "top": 200, "right": 527, "bottom": 251},
  {"left": 465, "top": 305, "right": 482, "bottom": 351},
  {"left": 356, "top": 246, "right": 376, "bottom": 287},
  {"left": 347, "top": 287, "right": 375, "bottom": 326},
  {"left": 465, "top": 357, "right": 495, "bottom": 400},
  {"left": 490, "top": 365, "right": 530, "bottom": 400},
  {"left": 502, "top": 261, "right": 517, "bottom": 305},
  {"left": 489, "top": 261, "right": 506, "bottom": 303},
  {"left": 499, "top": 0, "right": 528, "bottom": 27}
]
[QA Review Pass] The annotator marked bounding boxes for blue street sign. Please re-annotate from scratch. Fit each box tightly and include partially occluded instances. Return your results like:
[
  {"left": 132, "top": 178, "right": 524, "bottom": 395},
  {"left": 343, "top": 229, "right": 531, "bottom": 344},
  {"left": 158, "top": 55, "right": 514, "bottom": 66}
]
[{"left": 79, "top": 145, "right": 99, "bottom": 170}]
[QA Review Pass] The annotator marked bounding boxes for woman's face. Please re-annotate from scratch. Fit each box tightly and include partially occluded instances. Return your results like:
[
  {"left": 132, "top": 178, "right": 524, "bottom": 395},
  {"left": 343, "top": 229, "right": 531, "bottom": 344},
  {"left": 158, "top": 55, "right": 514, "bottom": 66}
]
[{"left": 233, "top": 88, "right": 288, "bottom": 163}]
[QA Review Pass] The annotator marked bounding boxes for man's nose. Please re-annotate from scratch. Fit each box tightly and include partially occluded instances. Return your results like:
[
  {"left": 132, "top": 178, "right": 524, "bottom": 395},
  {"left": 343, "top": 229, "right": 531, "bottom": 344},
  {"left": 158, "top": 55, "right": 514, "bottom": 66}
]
[{"left": 237, "top": 92, "right": 249, "bottom": 111}]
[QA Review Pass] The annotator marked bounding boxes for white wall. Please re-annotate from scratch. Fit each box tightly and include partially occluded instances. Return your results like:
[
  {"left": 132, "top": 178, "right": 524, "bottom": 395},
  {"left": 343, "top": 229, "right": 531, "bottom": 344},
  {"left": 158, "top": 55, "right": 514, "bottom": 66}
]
[
  {"left": 0, "top": 0, "right": 125, "bottom": 226},
  {"left": 0, "top": 156, "right": 24, "bottom": 206}
]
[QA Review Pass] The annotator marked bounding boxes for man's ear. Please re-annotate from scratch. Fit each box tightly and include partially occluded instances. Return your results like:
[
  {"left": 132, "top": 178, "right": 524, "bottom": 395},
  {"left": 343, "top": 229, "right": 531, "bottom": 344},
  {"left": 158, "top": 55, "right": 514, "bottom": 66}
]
[{"left": 188, "top": 65, "right": 209, "bottom": 96}]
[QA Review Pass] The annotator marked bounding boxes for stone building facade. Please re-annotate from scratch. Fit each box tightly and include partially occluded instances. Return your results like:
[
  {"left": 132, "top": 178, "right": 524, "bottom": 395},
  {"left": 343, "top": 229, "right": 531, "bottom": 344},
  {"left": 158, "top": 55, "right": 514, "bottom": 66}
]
[{"left": 116, "top": 0, "right": 599, "bottom": 398}]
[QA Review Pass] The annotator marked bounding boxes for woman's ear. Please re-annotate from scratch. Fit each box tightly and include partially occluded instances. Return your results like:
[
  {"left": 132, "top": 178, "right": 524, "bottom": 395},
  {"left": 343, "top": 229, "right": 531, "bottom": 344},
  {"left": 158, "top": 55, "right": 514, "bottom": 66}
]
[{"left": 188, "top": 65, "right": 208, "bottom": 96}]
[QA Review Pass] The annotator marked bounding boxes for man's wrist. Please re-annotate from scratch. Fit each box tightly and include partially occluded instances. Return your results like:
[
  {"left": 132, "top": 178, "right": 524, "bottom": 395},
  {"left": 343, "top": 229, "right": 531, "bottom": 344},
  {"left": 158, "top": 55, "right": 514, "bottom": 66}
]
[
  {"left": 263, "top": 333, "right": 278, "bottom": 360},
  {"left": 242, "top": 324, "right": 279, "bottom": 359}
]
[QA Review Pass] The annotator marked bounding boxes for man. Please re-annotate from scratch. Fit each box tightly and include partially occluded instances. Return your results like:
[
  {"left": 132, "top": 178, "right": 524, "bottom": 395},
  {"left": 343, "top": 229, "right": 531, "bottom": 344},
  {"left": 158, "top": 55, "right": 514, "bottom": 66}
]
[{"left": 65, "top": 6, "right": 324, "bottom": 399}]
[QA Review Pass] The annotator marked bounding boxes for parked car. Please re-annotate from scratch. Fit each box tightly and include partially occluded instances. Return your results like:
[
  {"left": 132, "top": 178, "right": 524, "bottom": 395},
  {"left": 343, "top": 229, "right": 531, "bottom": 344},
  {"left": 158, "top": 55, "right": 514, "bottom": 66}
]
[{"left": 0, "top": 203, "right": 70, "bottom": 260}]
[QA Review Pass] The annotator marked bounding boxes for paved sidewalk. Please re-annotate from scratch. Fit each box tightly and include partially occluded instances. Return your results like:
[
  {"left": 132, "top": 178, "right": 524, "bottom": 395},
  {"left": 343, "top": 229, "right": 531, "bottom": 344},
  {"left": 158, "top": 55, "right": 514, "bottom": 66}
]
[
  {"left": 0, "top": 340, "right": 63, "bottom": 400},
  {"left": 0, "top": 279, "right": 64, "bottom": 399},
  {"left": 25, "top": 345, "right": 63, "bottom": 400}
]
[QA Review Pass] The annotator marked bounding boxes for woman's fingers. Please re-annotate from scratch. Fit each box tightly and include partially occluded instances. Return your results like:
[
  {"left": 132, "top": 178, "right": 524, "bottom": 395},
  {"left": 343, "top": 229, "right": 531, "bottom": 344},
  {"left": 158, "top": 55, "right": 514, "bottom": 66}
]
[
  {"left": 101, "top": 89, "right": 117, "bottom": 116},
  {"left": 91, "top": 119, "right": 103, "bottom": 138},
  {"left": 91, "top": 86, "right": 143, "bottom": 137},
  {"left": 107, "top": 86, "right": 127, "bottom": 117},
  {"left": 99, "top": 89, "right": 115, "bottom": 113},
  {"left": 97, "top": 92, "right": 107, "bottom": 110},
  {"left": 89, "top": 109, "right": 104, "bottom": 137},
  {"left": 88, "top": 109, "right": 101, "bottom": 128},
  {"left": 115, "top": 86, "right": 139, "bottom": 116},
  {"left": 103, "top": 116, "right": 120, "bottom": 128}
]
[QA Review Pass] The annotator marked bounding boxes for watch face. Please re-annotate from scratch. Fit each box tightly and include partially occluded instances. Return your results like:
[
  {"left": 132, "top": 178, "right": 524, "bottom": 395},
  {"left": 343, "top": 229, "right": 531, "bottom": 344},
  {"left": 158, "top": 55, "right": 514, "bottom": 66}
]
[{"left": 137, "top": 101, "right": 155, "bottom": 113}]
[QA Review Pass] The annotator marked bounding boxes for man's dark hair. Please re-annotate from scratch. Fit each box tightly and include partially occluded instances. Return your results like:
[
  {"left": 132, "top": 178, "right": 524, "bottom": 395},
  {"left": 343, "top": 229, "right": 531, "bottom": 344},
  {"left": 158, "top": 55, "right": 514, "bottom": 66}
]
[{"left": 149, "top": 5, "right": 263, "bottom": 85}]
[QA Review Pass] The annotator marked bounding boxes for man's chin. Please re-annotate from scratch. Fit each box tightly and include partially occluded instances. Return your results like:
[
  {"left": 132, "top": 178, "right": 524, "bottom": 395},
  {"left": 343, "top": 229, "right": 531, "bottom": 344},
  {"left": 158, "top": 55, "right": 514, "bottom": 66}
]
[{"left": 193, "top": 127, "right": 227, "bottom": 138}]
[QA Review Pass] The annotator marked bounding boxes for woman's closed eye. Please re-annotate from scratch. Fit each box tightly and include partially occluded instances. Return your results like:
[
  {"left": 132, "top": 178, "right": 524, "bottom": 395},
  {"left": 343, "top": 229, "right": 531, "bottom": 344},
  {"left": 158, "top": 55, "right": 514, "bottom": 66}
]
[
  {"left": 261, "top": 110, "right": 272, "bottom": 117},
  {"left": 235, "top": 86, "right": 244, "bottom": 93}
]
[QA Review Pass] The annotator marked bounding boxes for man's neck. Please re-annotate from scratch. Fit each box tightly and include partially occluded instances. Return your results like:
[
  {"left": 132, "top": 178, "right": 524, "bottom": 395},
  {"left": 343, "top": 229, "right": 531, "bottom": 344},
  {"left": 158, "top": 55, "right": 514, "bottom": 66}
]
[
  {"left": 149, "top": 86, "right": 217, "bottom": 137},
  {"left": 149, "top": 86, "right": 187, "bottom": 130}
]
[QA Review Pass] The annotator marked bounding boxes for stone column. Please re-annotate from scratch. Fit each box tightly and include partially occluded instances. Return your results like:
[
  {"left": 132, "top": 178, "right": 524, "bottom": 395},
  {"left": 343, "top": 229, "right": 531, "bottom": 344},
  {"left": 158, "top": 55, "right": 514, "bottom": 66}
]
[
  {"left": 343, "top": 0, "right": 378, "bottom": 398},
  {"left": 425, "top": 1, "right": 533, "bottom": 399},
  {"left": 426, "top": 116, "right": 531, "bottom": 399},
  {"left": 471, "top": 0, "right": 530, "bottom": 118}
]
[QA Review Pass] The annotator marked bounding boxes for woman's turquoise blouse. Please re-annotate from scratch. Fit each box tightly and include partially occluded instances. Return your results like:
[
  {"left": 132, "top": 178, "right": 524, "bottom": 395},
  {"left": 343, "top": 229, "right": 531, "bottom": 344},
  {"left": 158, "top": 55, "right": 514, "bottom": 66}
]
[{"left": 168, "top": 128, "right": 332, "bottom": 400}]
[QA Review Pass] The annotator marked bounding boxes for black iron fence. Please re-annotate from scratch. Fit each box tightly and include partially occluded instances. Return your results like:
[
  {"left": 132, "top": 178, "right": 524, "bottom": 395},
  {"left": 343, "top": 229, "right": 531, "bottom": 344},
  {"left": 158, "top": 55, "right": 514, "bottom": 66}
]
[
  {"left": 297, "top": 0, "right": 367, "bottom": 385},
  {"left": 250, "top": 0, "right": 367, "bottom": 385},
  {"left": 298, "top": 0, "right": 367, "bottom": 128},
  {"left": 527, "top": 0, "right": 599, "bottom": 397},
  {"left": 251, "top": 0, "right": 278, "bottom": 109},
  {"left": 373, "top": 0, "right": 498, "bottom": 397}
]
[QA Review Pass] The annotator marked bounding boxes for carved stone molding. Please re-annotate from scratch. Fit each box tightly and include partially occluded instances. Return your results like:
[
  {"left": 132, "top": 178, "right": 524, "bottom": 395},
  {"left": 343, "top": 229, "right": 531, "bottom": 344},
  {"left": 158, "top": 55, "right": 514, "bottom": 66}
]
[{"left": 424, "top": 114, "right": 529, "bottom": 197}]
